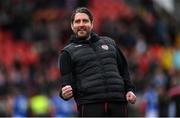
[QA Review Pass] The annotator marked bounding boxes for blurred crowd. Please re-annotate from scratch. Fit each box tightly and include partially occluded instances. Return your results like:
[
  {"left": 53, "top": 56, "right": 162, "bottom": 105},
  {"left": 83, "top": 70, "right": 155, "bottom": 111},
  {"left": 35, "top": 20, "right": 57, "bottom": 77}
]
[{"left": 0, "top": 0, "right": 180, "bottom": 117}]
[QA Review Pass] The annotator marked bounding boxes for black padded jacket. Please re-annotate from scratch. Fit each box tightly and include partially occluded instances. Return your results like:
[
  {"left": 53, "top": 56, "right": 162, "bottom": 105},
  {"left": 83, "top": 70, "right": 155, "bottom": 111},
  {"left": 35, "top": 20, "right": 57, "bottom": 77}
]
[{"left": 59, "top": 32, "right": 135, "bottom": 105}]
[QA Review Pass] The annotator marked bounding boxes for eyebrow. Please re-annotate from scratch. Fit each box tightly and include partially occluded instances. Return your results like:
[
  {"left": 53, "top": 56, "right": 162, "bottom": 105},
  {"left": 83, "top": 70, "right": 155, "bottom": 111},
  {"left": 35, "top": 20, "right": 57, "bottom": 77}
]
[{"left": 74, "top": 18, "right": 90, "bottom": 22}]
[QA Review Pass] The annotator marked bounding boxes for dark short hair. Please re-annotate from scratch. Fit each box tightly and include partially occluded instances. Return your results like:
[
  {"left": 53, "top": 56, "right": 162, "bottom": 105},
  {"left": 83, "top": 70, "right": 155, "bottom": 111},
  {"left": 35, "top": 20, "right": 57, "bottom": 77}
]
[{"left": 71, "top": 7, "right": 93, "bottom": 24}]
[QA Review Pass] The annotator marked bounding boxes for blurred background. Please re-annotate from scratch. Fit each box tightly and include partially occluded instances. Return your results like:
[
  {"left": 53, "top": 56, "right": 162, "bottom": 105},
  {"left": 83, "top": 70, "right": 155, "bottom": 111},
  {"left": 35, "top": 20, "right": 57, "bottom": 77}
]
[{"left": 0, "top": 0, "right": 180, "bottom": 117}]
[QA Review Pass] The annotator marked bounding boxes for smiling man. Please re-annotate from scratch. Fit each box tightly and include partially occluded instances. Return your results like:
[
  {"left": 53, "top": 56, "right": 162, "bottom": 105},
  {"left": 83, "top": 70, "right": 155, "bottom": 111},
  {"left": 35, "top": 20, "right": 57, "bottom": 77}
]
[
  {"left": 71, "top": 13, "right": 92, "bottom": 38},
  {"left": 70, "top": 8, "right": 93, "bottom": 39},
  {"left": 58, "top": 7, "right": 136, "bottom": 117}
]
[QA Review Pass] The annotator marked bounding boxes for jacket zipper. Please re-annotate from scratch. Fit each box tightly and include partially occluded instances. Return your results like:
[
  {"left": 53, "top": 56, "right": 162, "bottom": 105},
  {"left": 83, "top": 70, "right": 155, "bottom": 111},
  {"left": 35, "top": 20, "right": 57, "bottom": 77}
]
[{"left": 89, "top": 41, "right": 108, "bottom": 99}]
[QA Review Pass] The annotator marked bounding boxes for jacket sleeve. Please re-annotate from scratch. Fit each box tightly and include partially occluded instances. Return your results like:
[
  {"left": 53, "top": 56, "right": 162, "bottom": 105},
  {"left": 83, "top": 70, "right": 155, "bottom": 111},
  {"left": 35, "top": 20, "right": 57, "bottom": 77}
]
[
  {"left": 116, "top": 45, "right": 135, "bottom": 93},
  {"left": 58, "top": 51, "right": 73, "bottom": 100}
]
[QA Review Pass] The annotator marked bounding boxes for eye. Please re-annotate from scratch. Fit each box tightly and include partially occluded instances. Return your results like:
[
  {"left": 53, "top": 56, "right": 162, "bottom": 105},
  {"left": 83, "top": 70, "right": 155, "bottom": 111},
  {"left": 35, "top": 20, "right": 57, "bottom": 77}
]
[
  {"left": 74, "top": 19, "right": 80, "bottom": 24},
  {"left": 83, "top": 19, "right": 89, "bottom": 23}
]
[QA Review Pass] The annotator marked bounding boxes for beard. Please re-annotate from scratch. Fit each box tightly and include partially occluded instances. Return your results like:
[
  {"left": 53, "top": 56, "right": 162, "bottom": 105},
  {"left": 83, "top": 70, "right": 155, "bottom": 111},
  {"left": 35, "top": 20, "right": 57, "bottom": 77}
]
[{"left": 75, "top": 30, "right": 91, "bottom": 39}]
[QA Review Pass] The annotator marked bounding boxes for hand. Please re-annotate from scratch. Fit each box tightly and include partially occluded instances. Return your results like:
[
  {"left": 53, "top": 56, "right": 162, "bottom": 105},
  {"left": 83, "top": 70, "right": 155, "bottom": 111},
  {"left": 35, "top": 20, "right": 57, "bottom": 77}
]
[
  {"left": 61, "top": 85, "right": 73, "bottom": 99},
  {"left": 126, "top": 91, "right": 136, "bottom": 104}
]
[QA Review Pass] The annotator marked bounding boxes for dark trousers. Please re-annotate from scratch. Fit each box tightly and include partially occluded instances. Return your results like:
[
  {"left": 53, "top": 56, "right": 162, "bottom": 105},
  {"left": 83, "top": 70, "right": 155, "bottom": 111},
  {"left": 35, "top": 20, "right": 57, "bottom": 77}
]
[{"left": 77, "top": 102, "right": 128, "bottom": 117}]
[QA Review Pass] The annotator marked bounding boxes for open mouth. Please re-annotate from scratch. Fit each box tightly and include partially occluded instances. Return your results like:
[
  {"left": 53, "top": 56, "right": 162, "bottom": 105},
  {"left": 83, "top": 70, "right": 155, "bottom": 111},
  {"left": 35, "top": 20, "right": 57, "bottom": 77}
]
[
  {"left": 78, "top": 28, "right": 86, "bottom": 31},
  {"left": 77, "top": 28, "right": 88, "bottom": 37}
]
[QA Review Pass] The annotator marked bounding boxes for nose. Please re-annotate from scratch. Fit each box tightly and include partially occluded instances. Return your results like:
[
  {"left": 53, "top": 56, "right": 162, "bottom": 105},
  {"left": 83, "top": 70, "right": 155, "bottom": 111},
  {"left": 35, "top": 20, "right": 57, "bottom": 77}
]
[{"left": 79, "top": 21, "right": 85, "bottom": 27}]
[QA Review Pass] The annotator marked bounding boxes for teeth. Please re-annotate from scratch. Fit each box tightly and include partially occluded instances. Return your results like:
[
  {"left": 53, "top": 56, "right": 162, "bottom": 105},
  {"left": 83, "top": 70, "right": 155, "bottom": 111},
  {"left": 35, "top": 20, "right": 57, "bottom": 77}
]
[{"left": 78, "top": 28, "right": 86, "bottom": 31}]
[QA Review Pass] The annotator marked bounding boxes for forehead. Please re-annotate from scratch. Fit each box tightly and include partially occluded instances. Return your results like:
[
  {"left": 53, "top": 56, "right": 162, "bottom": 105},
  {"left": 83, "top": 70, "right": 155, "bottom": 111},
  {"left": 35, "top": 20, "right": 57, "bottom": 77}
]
[{"left": 74, "top": 13, "right": 90, "bottom": 20}]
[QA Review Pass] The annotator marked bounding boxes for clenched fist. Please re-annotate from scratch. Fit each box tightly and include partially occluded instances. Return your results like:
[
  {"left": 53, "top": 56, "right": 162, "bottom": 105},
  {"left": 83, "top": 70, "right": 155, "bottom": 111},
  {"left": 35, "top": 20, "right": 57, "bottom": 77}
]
[
  {"left": 61, "top": 85, "right": 73, "bottom": 99},
  {"left": 126, "top": 91, "right": 136, "bottom": 104}
]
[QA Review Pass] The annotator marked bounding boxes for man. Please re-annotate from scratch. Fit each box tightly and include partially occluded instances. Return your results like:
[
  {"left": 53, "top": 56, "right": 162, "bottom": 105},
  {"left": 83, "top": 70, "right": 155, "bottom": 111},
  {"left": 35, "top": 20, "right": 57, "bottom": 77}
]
[{"left": 59, "top": 7, "right": 136, "bottom": 117}]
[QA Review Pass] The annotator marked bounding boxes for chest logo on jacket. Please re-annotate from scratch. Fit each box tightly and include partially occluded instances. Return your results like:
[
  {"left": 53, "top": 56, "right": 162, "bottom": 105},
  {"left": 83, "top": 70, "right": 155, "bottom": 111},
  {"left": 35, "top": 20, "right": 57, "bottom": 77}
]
[
  {"left": 101, "top": 45, "right": 109, "bottom": 50},
  {"left": 75, "top": 44, "right": 82, "bottom": 47}
]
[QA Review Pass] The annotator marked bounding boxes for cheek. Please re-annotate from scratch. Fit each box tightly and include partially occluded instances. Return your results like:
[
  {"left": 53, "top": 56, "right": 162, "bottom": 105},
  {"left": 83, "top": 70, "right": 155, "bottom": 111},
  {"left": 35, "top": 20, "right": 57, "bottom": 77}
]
[
  {"left": 87, "top": 26, "right": 93, "bottom": 31},
  {"left": 72, "top": 26, "right": 78, "bottom": 32},
  {"left": 87, "top": 24, "right": 93, "bottom": 29}
]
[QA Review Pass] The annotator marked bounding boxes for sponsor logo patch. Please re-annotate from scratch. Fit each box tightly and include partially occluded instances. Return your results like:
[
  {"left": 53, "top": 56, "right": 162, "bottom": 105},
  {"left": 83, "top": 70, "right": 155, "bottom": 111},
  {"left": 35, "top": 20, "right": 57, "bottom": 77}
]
[
  {"left": 101, "top": 45, "right": 109, "bottom": 50},
  {"left": 75, "top": 45, "right": 82, "bottom": 47}
]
